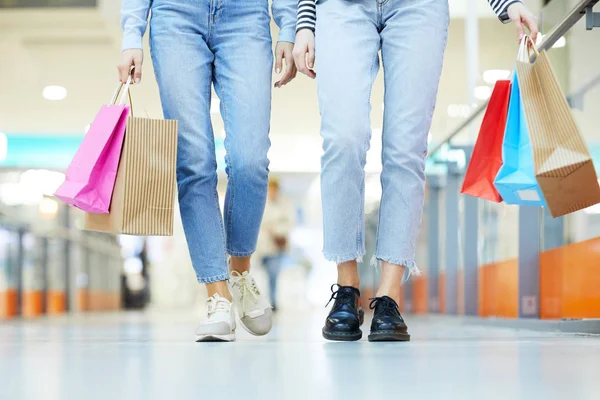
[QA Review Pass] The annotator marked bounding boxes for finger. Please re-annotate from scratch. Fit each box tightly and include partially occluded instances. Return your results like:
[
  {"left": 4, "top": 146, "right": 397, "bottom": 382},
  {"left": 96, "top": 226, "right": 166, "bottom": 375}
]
[
  {"left": 133, "top": 57, "right": 142, "bottom": 84},
  {"left": 279, "top": 61, "right": 296, "bottom": 86},
  {"left": 514, "top": 18, "right": 525, "bottom": 42},
  {"left": 299, "top": 66, "right": 316, "bottom": 79},
  {"left": 275, "top": 48, "right": 283, "bottom": 74},
  {"left": 525, "top": 16, "right": 539, "bottom": 43},
  {"left": 293, "top": 48, "right": 306, "bottom": 72},
  {"left": 307, "top": 45, "right": 315, "bottom": 69},
  {"left": 117, "top": 64, "right": 130, "bottom": 84}
]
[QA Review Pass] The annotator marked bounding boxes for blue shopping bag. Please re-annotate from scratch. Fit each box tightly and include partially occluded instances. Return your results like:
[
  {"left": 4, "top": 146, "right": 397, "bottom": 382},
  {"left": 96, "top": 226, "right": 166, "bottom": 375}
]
[{"left": 494, "top": 72, "right": 547, "bottom": 206}]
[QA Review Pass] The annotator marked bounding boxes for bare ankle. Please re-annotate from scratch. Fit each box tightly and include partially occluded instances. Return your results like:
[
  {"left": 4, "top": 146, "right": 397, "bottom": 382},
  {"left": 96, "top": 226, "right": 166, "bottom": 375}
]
[
  {"left": 206, "top": 280, "right": 232, "bottom": 301},
  {"left": 229, "top": 256, "right": 251, "bottom": 274},
  {"left": 337, "top": 260, "right": 360, "bottom": 288}
]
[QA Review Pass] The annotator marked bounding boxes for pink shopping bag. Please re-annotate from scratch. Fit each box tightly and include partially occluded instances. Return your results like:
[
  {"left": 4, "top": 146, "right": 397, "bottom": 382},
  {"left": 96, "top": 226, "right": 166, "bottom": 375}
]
[{"left": 54, "top": 78, "right": 132, "bottom": 213}]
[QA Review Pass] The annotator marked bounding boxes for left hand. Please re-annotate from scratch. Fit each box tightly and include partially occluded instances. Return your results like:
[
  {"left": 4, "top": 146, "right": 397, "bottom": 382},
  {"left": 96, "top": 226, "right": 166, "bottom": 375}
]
[
  {"left": 274, "top": 41, "right": 297, "bottom": 88},
  {"left": 507, "top": 2, "right": 539, "bottom": 43}
]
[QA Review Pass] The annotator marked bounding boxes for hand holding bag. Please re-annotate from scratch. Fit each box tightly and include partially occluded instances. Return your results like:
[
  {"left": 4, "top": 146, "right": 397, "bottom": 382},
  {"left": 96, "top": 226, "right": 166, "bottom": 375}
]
[
  {"left": 84, "top": 87, "right": 178, "bottom": 236},
  {"left": 54, "top": 78, "right": 132, "bottom": 213},
  {"left": 516, "top": 37, "right": 600, "bottom": 217}
]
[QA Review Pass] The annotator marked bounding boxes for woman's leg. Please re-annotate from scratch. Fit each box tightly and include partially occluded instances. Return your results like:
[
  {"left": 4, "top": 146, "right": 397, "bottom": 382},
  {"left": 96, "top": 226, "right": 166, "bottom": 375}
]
[
  {"left": 150, "top": 1, "right": 230, "bottom": 290},
  {"left": 316, "top": 0, "right": 380, "bottom": 341},
  {"left": 150, "top": 1, "right": 237, "bottom": 342},
  {"left": 376, "top": 0, "right": 449, "bottom": 295},
  {"left": 211, "top": 0, "right": 274, "bottom": 335},
  {"left": 367, "top": 0, "right": 449, "bottom": 342}
]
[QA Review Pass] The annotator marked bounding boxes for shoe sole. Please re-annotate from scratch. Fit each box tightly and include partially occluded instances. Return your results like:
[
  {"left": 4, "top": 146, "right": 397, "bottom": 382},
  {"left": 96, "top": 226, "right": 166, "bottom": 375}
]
[
  {"left": 195, "top": 333, "right": 236, "bottom": 342},
  {"left": 321, "top": 308, "right": 365, "bottom": 342},
  {"left": 368, "top": 331, "right": 411, "bottom": 342},
  {"left": 322, "top": 327, "right": 362, "bottom": 341}
]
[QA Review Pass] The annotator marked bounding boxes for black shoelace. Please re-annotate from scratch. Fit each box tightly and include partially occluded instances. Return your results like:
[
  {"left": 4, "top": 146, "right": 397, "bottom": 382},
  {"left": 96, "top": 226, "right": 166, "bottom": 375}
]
[
  {"left": 369, "top": 296, "right": 399, "bottom": 315},
  {"left": 325, "top": 284, "right": 355, "bottom": 308}
]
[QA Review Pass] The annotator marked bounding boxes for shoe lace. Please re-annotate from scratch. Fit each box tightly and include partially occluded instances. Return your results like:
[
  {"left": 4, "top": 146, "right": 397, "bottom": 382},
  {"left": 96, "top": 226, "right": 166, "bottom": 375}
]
[
  {"left": 231, "top": 271, "right": 260, "bottom": 309},
  {"left": 369, "top": 296, "right": 399, "bottom": 315},
  {"left": 325, "top": 284, "right": 355, "bottom": 308},
  {"left": 207, "top": 296, "right": 229, "bottom": 316}
]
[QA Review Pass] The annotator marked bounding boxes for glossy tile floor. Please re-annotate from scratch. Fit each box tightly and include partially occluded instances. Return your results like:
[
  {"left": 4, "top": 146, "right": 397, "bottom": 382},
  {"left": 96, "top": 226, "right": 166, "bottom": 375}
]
[{"left": 1, "top": 310, "right": 599, "bottom": 400}]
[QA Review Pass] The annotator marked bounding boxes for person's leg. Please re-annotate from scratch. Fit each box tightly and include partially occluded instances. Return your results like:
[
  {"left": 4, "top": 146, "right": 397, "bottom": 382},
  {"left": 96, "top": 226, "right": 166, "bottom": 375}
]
[
  {"left": 150, "top": 0, "right": 235, "bottom": 342},
  {"left": 368, "top": 0, "right": 449, "bottom": 342},
  {"left": 263, "top": 256, "right": 281, "bottom": 310},
  {"left": 211, "top": 0, "right": 273, "bottom": 335},
  {"left": 316, "top": 0, "right": 380, "bottom": 341}
]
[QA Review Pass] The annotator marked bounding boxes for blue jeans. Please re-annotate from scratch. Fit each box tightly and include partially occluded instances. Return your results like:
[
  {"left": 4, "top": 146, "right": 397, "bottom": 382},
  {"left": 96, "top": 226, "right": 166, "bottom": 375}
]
[
  {"left": 150, "top": 0, "right": 273, "bottom": 283},
  {"left": 263, "top": 255, "right": 283, "bottom": 307},
  {"left": 316, "top": 0, "right": 449, "bottom": 280}
]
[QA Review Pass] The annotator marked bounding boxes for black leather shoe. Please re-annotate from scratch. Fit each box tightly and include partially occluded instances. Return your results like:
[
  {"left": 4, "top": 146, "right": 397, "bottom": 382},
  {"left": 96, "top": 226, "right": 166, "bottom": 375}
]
[
  {"left": 322, "top": 284, "right": 365, "bottom": 341},
  {"left": 368, "top": 296, "right": 410, "bottom": 342}
]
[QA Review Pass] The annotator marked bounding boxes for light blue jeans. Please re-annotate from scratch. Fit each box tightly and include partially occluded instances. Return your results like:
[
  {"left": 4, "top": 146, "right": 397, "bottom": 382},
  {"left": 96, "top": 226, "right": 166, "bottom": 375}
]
[
  {"left": 316, "top": 0, "right": 449, "bottom": 279},
  {"left": 150, "top": 0, "right": 273, "bottom": 283},
  {"left": 263, "top": 254, "right": 283, "bottom": 308}
]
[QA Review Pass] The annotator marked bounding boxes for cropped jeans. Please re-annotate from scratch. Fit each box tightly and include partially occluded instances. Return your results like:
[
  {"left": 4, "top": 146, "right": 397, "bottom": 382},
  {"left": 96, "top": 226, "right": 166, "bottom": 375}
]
[
  {"left": 150, "top": 0, "right": 273, "bottom": 283},
  {"left": 316, "top": 0, "right": 449, "bottom": 280}
]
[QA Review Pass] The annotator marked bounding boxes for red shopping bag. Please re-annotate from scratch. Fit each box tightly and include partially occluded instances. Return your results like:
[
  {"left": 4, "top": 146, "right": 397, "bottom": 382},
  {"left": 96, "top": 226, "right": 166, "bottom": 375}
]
[{"left": 461, "top": 80, "right": 511, "bottom": 202}]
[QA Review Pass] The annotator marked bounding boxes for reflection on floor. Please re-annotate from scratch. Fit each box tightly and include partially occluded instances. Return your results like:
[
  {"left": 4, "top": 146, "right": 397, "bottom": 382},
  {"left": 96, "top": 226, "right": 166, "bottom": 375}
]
[{"left": 1, "top": 310, "right": 599, "bottom": 400}]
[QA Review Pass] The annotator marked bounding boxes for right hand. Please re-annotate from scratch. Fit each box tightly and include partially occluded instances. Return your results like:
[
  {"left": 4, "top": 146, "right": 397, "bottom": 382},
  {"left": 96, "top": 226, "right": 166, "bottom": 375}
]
[
  {"left": 118, "top": 49, "right": 144, "bottom": 84},
  {"left": 292, "top": 29, "right": 316, "bottom": 79}
]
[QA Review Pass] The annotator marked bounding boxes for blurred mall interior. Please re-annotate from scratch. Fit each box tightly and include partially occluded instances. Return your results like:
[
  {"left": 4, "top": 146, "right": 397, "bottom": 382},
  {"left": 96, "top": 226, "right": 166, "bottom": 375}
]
[{"left": 1, "top": 0, "right": 600, "bottom": 399}]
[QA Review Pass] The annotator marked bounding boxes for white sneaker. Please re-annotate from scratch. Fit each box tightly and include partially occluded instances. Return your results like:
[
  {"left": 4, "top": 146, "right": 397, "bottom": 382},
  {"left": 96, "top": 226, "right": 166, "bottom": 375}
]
[
  {"left": 228, "top": 270, "right": 273, "bottom": 336},
  {"left": 195, "top": 294, "right": 236, "bottom": 342}
]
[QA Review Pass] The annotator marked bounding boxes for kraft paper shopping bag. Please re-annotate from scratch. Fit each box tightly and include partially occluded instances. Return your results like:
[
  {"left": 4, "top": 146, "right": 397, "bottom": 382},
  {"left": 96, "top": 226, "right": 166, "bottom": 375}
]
[
  {"left": 85, "top": 116, "right": 178, "bottom": 236},
  {"left": 55, "top": 78, "right": 132, "bottom": 213},
  {"left": 516, "top": 37, "right": 600, "bottom": 217},
  {"left": 494, "top": 68, "right": 546, "bottom": 206},
  {"left": 461, "top": 80, "right": 510, "bottom": 202}
]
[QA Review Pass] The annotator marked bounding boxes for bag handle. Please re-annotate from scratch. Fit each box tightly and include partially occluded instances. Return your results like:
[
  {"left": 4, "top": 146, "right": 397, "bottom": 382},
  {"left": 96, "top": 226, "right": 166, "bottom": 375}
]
[
  {"left": 517, "top": 35, "right": 540, "bottom": 63},
  {"left": 109, "top": 76, "right": 132, "bottom": 106}
]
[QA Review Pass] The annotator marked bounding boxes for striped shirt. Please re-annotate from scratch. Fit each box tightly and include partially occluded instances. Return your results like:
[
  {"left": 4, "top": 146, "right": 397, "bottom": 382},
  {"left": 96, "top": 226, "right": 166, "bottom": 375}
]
[{"left": 297, "top": 0, "right": 522, "bottom": 32}]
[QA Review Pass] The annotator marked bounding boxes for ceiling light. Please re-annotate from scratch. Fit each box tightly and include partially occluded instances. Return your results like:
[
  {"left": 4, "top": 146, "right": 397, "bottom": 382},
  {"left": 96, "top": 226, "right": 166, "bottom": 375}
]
[
  {"left": 474, "top": 86, "right": 493, "bottom": 100},
  {"left": 483, "top": 69, "right": 511, "bottom": 84},
  {"left": 43, "top": 85, "right": 67, "bottom": 101}
]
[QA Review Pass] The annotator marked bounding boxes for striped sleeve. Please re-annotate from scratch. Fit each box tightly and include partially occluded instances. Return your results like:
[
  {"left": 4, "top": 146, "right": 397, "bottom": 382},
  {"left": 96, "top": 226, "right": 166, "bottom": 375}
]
[
  {"left": 488, "top": 0, "right": 522, "bottom": 23},
  {"left": 297, "top": 0, "right": 316, "bottom": 32},
  {"left": 295, "top": 0, "right": 522, "bottom": 34}
]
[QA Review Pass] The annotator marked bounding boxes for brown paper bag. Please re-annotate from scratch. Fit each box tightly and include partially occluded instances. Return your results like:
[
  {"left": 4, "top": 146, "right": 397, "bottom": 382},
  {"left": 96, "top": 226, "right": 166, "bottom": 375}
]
[
  {"left": 516, "top": 43, "right": 600, "bottom": 218},
  {"left": 85, "top": 116, "right": 178, "bottom": 235}
]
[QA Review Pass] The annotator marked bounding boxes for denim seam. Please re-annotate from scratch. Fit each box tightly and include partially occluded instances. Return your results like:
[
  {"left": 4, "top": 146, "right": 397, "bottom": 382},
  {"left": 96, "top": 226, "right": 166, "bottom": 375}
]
[
  {"left": 356, "top": 42, "right": 379, "bottom": 256},
  {"left": 228, "top": 250, "right": 255, "bottom": 257},
  {"left": 197, "top": 272, "right": 230, "bottom": 284}
]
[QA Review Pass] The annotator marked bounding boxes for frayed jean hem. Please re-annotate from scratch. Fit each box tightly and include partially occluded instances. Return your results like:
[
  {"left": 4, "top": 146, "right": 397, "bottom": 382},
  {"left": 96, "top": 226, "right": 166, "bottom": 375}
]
[
  {"left": 323, "top": 251, "right": 365, "bottom": 264},
  {"left": 371, "top": 255, "right": 421, "bottom": 284}
]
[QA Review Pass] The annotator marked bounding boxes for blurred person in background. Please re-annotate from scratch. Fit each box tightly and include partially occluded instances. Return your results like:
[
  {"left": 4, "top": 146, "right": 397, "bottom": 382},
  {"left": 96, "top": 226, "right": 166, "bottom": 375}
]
[
  {"left": 258, "top": 178, "right": 295, "bottom": 312},
  {"left": 118, "top": 0, "right": 297, "bottom": 342},
  {"left": 292, "top": 0, "right": 538, "bottom": 342}
]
